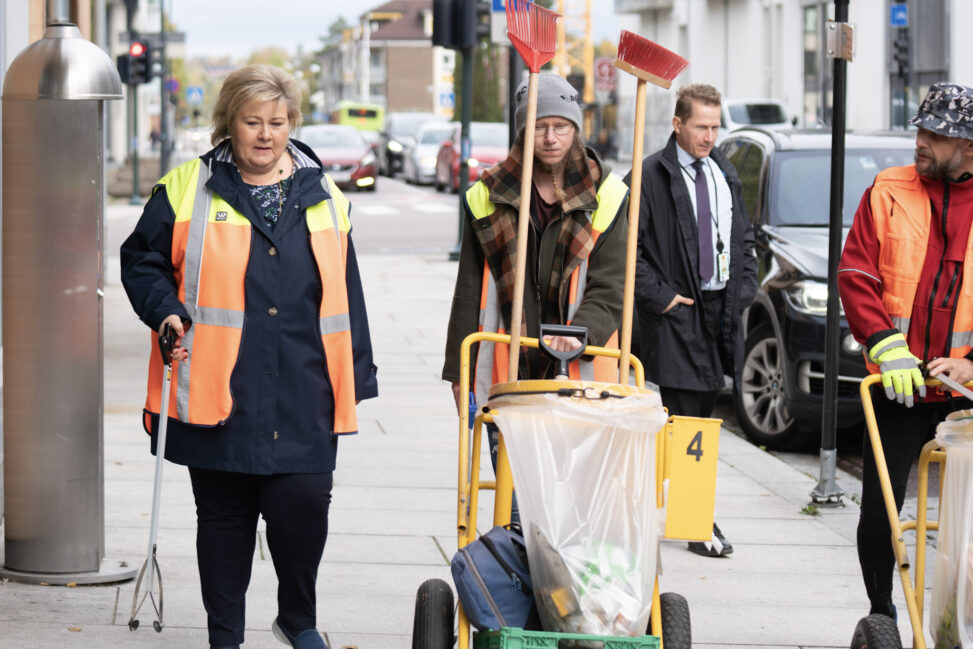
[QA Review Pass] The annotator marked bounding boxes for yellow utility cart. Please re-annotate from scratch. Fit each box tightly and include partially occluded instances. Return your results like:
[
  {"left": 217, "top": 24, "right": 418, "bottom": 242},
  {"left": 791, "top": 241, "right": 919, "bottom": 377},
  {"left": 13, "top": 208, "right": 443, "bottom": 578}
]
[{"left": 410, "top": 330, "right": 722, "bottom": 649}]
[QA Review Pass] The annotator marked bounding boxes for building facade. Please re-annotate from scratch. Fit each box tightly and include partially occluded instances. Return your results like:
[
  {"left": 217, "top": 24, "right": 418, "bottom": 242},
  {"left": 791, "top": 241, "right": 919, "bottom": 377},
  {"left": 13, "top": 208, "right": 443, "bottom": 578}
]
[{"left": 317, "top": 0, "right": 455, "bottom": 118}]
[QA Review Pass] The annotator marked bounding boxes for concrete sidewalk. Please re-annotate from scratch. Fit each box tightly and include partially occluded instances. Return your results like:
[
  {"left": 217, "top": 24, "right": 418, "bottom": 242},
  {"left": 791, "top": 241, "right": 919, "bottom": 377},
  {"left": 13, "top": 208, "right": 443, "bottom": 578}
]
[{"left": 0, "top": 204, "right": 926, "bottom": 649}]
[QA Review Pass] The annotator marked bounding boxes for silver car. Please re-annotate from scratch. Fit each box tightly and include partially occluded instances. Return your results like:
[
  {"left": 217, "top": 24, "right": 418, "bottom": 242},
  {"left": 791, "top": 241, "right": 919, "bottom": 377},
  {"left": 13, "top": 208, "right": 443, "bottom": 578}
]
[{"left": 403, "top": 123, "right": 455, "bottom": 185}]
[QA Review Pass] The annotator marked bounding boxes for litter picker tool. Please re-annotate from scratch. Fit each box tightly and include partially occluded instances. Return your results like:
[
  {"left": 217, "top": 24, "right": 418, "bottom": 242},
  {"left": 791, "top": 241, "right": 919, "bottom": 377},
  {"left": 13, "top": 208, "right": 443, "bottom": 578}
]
[
  {"left": 504, "top": 0, "right": 560, "bottom": 381},
  {"left": 614, "top": 30, "right": 688, "bottom": 384},
  {"left": 129, "top": 322, "right": 177, "bottom": 633}
]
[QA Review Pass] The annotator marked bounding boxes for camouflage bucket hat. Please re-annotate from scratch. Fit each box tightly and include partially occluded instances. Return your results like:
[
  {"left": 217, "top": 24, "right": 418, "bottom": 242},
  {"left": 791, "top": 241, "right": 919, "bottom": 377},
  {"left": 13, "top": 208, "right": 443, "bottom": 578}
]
[{"left": 909, "top": 82, "right": 973, "bottom": 141}]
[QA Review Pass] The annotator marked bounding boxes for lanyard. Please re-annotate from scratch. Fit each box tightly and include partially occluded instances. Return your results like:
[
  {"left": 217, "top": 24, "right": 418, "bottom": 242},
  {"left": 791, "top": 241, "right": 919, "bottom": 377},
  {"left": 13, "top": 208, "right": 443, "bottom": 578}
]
[{"left": 680, "top": 158, "right": 724, "bottom": 253}]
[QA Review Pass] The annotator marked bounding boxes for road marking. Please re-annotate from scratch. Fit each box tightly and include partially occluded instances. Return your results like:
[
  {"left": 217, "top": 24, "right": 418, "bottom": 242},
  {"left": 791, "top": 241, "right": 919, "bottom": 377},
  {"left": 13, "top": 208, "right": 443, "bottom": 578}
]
[
  {"left": 354, "top": 205, "right": 398, "bottom": 216},
  {"left": 414, "top": 203, "right": 455, "bottom": 214}
]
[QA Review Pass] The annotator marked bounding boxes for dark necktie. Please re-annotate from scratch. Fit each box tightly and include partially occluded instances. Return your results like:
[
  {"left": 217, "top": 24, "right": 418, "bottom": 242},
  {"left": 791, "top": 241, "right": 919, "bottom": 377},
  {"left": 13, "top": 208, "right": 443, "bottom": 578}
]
[{"left": 692, "top": 159, "right": 714, "bottom": 283}]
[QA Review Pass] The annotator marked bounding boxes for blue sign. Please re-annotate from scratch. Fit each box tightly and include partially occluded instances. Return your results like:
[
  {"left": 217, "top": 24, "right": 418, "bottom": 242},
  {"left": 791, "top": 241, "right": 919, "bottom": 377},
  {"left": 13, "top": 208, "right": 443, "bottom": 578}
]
[
  {"left": 890, "top": 3, "right": 908, "bottom": 27},
  {"left": 186, "top": 86, "right": 204, "bottom": 105},
  {"left": 492, "top": 0, "right": 504, "bottom": 11},
  {"left": 440, "top": 91, "right": 455, "bottom": 110}
]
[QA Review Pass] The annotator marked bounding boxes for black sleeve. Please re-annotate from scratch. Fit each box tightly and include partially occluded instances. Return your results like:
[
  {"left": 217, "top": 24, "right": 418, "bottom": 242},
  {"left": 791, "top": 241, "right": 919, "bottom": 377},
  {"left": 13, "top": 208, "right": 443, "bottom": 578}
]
[
  {"left": 345, "top": 236, "right": 379, "bottom": 401},
  {"left": 626, "top": 166, "right": 679, "bottom": 314},
  {"left": 119, "top": 186, "right": 191, "bottom": 332}
]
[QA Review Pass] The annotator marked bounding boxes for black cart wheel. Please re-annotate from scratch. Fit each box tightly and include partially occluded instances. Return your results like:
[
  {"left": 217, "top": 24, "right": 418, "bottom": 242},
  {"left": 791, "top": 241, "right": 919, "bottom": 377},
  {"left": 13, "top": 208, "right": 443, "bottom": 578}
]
[
  {"left": 659, "top": 592, "right": 691, "bottom": 649},
  {"left": 411, "top": 578, "right": 454, "bottom": 649},
  {"left": 850, "top": 614, "right": 901, "bottom": 649}
]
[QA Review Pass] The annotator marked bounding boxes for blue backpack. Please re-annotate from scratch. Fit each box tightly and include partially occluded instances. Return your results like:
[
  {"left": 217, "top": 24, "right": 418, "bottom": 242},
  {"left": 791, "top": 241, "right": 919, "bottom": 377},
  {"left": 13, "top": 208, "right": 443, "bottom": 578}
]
[{"left": 450, "top": 524, "right": 541, "bottom": 631}]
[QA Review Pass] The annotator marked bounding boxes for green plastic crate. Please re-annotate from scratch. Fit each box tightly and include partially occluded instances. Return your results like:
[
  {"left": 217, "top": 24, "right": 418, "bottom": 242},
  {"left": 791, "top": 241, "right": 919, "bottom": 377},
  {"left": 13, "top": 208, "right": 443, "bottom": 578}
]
[{"left": 473, "top": 628, "right": 661, "bottom": 649}]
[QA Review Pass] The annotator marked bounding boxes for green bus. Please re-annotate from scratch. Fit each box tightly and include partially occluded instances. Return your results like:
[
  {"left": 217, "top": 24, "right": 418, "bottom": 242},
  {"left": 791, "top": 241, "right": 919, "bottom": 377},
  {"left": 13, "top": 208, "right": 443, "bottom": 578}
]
[{"left": 330, "top": 100, "right": 385, "bottom": 132}]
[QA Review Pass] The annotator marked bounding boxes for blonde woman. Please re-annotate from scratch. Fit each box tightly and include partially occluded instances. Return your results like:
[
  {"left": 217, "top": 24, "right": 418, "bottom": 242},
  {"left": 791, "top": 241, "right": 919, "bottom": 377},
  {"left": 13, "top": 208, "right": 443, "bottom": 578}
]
[{"left": 121, "top": 64, "right": 378, "bottom": 649}]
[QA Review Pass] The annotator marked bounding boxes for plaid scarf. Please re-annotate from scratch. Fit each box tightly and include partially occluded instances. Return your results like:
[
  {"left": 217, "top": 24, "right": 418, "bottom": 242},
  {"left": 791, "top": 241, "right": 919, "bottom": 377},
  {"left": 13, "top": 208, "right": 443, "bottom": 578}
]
[{"left": 472, "top": 133, "right": 601, "bottom": 336}]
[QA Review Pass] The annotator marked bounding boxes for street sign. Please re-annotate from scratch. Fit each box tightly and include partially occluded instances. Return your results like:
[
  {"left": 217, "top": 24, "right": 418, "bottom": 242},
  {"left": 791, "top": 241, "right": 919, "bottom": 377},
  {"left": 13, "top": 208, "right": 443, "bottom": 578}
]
[
  {"left": 166, "top": 77, "right": 179, "bottom": 94},
  {"left": 890, "top": 3, "right": 908, "bottom": 27},
  {"left": 594, "top": 56, "right": 617, "bottom": 91},
  {"left": 186, "top": 85, "right": 203, "bottom": 105},
  {"left": 491, "top": 0, "right": 507, "bottom": 45}
]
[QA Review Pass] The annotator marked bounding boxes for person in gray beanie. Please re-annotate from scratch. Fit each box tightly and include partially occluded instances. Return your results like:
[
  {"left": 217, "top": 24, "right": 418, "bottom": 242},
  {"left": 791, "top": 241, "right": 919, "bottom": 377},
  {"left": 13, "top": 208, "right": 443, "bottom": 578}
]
[
  {"left": 839, "top": 81, "right": 973, "bottom": 621},
  {"left": 442, "top": 72, "right": 630, "bottom": 522}
]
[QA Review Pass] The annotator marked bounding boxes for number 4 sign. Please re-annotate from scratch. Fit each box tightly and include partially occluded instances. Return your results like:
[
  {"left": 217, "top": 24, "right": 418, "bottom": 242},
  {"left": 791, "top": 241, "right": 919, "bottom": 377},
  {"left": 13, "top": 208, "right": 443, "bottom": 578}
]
[{"left": 662, "top": 416, "right": 722, "bottom": 541}]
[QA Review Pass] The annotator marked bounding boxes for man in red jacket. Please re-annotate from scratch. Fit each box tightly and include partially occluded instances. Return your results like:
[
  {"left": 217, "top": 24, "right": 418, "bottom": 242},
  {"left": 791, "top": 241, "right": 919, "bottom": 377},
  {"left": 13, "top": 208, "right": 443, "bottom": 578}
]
[{"left": 838, "top": 82, "right": 973, "bottom": 619}]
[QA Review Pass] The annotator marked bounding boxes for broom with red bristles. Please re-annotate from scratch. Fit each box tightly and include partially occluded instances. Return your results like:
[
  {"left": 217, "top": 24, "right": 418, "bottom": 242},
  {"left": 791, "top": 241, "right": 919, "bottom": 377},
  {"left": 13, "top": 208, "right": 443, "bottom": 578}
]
[
  {"left": 614, "top": 30, "right": 689, "bottom": 385},
  {"left": 504, "top": 0, "right": 560, "bottom": 382}
]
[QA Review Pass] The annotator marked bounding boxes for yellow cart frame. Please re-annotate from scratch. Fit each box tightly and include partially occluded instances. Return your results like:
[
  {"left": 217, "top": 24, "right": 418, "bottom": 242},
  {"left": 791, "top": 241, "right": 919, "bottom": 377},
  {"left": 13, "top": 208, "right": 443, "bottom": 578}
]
[
  {"left": 455, "top": 331, "right": 722, "bottom": 649},
  {"left": 859, "top": 373, "right": 949, "bottom": 649}
]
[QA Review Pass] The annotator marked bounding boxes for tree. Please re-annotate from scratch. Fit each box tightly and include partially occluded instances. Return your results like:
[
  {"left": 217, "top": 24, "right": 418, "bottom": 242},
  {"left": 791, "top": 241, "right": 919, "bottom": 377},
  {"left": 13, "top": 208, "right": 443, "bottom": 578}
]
[
  {"left": 247, "top": 46, "right": 291, "bottom": 68},
  {"left": 454, "top": 43, "right": 505, "bottom": 124}
]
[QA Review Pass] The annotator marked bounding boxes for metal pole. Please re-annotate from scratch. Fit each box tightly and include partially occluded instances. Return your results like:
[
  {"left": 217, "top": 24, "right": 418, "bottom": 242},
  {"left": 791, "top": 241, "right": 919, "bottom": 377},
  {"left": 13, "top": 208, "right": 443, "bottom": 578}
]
[
  {"left": 449, "top": 46, "right": 474, "bottom": 262},
  {"left": 159, "top": 0, "right": 170, "bottom": 176},
  {"left": 811, "top": 0, "right": 850, "bottom": 504},
  {"left": 508, "top": 45, "right": 523, "bottom": 148},
  {"left": 125, "top": 0, "right": 141, "bottom": 204},
  {"left": 47, "top": 0, "right": 68, "bottom": 22}
]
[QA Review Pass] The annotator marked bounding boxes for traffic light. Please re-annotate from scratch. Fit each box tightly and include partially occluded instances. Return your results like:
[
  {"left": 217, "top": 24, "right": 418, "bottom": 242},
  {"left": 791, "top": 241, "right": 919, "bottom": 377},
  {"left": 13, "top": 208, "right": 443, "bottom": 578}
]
[
  {"left": 432, "top": 0, "right": 458, "bottom": 48},
  {"left": 892, "top": 37, "right": 910, "bottom": 78},
  {"left": 433, "top": 0, "right": 492, "bottom": 50},
  {"left": 128, "top": 40, "right": 150, "bottom": 85},
  {"left": 457, "top": 0, "right": 491, "bottom": 49},
  {"left": 116, "top": 53, "right": 131, "bottom": 84}
]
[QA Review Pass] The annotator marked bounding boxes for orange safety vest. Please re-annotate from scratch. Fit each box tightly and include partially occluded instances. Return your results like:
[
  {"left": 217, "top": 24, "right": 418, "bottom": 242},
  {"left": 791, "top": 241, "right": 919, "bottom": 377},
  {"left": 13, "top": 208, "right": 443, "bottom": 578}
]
[
  {"left": 143, "top": 158, "right": 359, "bottom": 434},
  {"left": 465, "top": 174, "right": 628, "bottom": 405},
  {"left": 864, "top": 164, "right": 973, "bottom": 374}
]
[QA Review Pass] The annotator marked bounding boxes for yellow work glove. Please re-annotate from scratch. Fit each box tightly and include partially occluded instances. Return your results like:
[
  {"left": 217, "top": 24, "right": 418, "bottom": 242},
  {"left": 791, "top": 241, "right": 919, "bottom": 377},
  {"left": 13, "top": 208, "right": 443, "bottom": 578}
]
[{"left": 868, "top": 332, "right": 926, "bottom": 408}]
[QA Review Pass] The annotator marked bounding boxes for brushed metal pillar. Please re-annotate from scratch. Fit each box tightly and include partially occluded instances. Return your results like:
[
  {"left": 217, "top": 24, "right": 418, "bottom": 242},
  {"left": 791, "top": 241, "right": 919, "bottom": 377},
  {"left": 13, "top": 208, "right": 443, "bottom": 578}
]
[{"left": 1, "top": 21, "right": 132, "bottom": 584}]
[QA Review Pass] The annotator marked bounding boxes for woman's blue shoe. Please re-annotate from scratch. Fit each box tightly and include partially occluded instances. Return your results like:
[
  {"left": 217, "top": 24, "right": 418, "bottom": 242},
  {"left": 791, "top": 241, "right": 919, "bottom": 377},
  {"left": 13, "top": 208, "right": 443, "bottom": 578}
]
[{"left": 272, "top": 617, "right": 327, "bottom": 649}]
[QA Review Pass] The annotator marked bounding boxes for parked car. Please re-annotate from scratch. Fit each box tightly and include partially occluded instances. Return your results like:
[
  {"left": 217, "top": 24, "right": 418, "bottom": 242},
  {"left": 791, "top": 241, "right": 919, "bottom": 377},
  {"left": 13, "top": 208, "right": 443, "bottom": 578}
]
[
  {"left": 377, "top": 111, "right": 448, "bottom": 176},
  {"left": 403, "top": 123, "right": 455, "bottom": 185},
  {"left": 719, "top": 98, "right": 795, "bottom": 143},
  {"left": 719, "top": 127, "right": 915, "bottom": 449},
  {"left": 359, "top": 129, "right": 380, "bottom": 156},
  {"left": 435, "top": 121, "right": 509, "bottom": 193},
  {"left": 298, "top": 124, "right": 377, "bottom": 191}
]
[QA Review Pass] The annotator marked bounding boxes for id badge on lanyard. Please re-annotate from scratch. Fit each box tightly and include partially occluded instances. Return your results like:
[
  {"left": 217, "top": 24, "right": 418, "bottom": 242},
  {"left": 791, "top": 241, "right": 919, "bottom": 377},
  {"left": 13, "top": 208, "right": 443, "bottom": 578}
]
[{"left": 717, "top": 250, "right": 730, "bottom": 282}]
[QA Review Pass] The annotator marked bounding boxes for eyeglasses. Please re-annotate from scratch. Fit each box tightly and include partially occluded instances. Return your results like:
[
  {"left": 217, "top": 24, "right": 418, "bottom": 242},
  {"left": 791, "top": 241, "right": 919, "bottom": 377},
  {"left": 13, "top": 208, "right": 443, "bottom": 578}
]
[{"left": 534, "top": 123, "right": 574, "bottom": 138}]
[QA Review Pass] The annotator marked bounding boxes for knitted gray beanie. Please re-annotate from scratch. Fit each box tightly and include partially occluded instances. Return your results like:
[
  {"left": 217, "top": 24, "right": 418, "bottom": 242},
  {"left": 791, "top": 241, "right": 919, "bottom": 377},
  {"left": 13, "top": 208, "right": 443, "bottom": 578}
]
[{"left": 514, "top": 72, "right": 583, "bottom": 135}]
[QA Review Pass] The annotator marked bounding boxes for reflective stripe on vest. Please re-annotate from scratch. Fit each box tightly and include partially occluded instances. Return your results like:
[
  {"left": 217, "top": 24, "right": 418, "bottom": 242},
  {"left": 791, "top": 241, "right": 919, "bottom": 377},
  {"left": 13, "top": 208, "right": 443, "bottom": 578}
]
[
  {"left": 468, "top": 173, "right": 628, "bottom": 403},
  {"left": 145, "top": 160, "right": 358, "bottom": 434},
  {"left": 863, "top": 165, "right": 973, "bottom": 375}
]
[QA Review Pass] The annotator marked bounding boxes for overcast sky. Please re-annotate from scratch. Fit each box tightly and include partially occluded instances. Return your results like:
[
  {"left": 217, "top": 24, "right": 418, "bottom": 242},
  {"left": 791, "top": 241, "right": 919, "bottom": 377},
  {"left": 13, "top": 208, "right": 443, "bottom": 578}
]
[{"left": 169, "top": 0, "right": 620, "bottom": 59}]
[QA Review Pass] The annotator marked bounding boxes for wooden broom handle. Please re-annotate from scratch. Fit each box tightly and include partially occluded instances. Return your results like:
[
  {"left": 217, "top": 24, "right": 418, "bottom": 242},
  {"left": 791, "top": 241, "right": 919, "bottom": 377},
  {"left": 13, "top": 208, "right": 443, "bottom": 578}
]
[
  {"left": 618, "top": 78, "right": 647, "bottom": 385},
  {"left": 507, "top": 72, "right": 539, "bottom": 382}
]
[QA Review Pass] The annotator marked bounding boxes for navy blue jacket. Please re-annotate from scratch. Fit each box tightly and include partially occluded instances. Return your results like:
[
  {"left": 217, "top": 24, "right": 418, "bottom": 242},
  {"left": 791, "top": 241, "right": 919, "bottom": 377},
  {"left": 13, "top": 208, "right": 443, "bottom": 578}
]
[{"left": 120, "top": 140, "right": 378, "bottom": 474}]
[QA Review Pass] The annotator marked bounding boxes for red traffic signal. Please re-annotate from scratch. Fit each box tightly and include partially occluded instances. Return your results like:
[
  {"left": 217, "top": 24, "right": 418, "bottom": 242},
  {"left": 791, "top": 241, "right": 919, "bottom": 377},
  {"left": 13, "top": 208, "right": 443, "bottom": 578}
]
[{"left": 129, "top": 41, "right": 147, "bottom": 57}]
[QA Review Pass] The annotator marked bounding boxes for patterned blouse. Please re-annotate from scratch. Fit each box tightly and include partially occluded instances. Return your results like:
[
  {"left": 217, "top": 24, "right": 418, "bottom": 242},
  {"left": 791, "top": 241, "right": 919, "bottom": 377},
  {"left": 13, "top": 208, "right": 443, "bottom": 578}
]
[{"left": 247, "top": 176, "right": 292, "bottom": 229}]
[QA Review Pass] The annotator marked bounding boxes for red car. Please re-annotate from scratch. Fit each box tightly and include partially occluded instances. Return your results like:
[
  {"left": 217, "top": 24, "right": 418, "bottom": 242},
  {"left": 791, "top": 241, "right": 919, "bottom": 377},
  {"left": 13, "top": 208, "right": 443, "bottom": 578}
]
[
  {"left": 434, "top": 122, "right": 509, "bottom": 193},
  {"left": 298, "top": 124, "right": 377, "bottom": 191}
]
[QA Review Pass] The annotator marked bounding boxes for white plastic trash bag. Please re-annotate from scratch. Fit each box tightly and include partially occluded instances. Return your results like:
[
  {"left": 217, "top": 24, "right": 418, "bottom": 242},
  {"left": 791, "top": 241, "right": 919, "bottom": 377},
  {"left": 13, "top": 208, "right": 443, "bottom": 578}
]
[
  {"left": 489, "top": 388, "right": 667, "bottom": 636},
  {"left": 932, "top": 409, "right": 973, "bottom": 649}
]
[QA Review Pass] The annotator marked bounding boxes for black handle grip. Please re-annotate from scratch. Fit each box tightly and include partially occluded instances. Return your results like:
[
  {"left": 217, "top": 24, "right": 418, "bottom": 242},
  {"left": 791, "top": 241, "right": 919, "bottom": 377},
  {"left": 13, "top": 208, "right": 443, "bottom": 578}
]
[
  {"left": 538, "top": 324, "right": 588, "bottom": 378},
  {"left": 158, "top": 322, "right": 177, "bottom": 366}
]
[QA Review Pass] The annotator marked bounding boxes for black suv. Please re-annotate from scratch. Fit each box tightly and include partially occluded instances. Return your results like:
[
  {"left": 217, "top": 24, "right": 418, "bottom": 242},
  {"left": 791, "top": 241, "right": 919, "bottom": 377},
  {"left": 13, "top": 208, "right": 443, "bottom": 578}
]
[{"left": 719, "top": 128, "right": 915, "bottom": 449}]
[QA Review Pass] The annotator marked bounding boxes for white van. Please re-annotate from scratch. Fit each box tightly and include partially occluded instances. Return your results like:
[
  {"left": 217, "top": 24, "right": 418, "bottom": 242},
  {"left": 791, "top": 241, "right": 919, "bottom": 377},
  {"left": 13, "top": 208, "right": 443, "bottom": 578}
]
[{"left": 720, "top": 98, "right": 795, "bottom": 135}]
